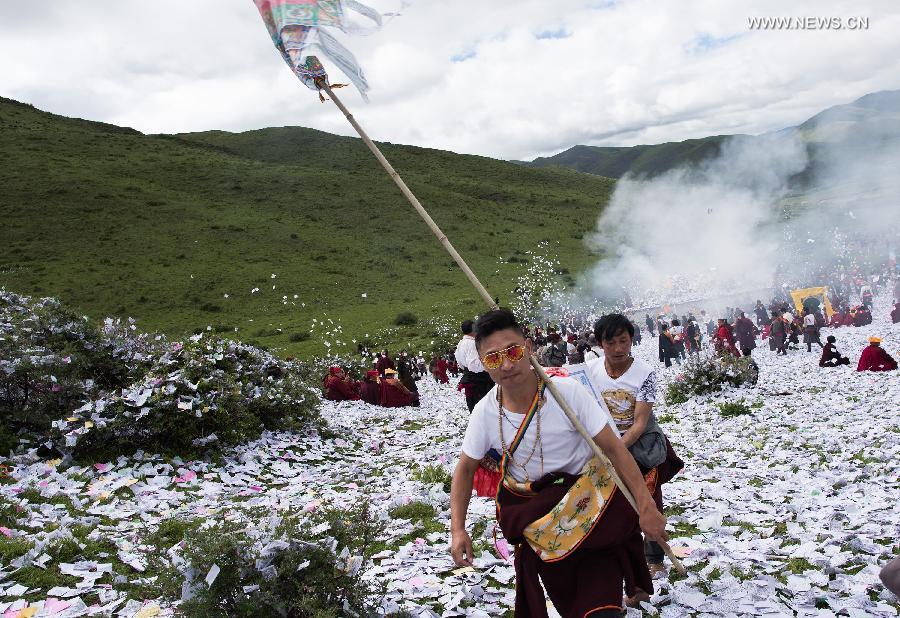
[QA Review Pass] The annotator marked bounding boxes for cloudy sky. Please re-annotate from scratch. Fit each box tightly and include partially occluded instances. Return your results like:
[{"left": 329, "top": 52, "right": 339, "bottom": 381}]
[{"left": 1, "top": 0, "right": 898, "bottom": 160}]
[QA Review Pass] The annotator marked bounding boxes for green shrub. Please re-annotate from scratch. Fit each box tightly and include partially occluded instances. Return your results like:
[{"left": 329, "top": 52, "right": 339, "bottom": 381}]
[
  {"left": 665, "top": 383, "right": 690, "bottom": 406},
  {"left": 717, "top": 399, "right": 753, "bottom": 417},
  {"left": 176, "top": 503, "right": 386, "bottom": 617},
  {"left": 288, "top": 331, "right": 310, "bottom": 342},
  {"left": 65, "top": 338, "right": 322, "bottom": 461},
  {"left": 665, "top": 353, "right": 757, "bottom": 405},
  {"left": 0, "top": 291, "right": 159, "bottom": 434},
  {"left": 3, "top": 291, "right": 324, "bottom": 461},
  {"left": 393, "top": 311, "right": 418, "bottom": 326},
  {"left": 389, "top": 501, "right": 435, "bottom": 521},
  {"left": 413, "top": 464, "right": 452, "bottom": 493}
]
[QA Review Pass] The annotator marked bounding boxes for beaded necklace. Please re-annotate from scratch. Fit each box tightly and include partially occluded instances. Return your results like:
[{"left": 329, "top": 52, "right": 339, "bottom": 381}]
[{"left": 497, "top": 378, "right": 545, "bottom": 483}]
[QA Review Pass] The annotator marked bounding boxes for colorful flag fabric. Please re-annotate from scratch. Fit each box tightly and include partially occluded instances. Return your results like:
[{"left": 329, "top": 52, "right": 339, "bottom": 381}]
[{"left": 253, "top": 0, "right": 382, "bottom": 98}]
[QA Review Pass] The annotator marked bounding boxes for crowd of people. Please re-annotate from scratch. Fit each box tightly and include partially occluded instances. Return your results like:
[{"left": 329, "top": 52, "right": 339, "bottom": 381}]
[{"left": 314, "top": 276, "right": 898, "bottom": 614}]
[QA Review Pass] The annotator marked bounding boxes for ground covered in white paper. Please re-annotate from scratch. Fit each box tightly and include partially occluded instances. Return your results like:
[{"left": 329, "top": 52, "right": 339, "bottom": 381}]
[{"left": 1, "top": 299, "right": 898, "bottom": 617}]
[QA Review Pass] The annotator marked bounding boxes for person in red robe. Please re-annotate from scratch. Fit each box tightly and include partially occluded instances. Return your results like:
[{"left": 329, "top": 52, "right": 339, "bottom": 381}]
[
  {"left": 375, "top": 350, "right": 395, "bottom": 377},
  {"left": 857, "top": 337, "right": 898, "bottom": 372},
  {"left": 733, "top": 312, "right": 758, "bottom": 357},
  {"left": 714, "top": 319, "right": 740, "bottom": 356},
  {"left": 842, "top": 309, "right": 856, "bottom": 326},
  {"left": 359, "top": 370, "right": 381, "bottom": 405},
  {"left": 430, "top": 354, "right": 449, "bottom": 383},
  {"left": 892, "top": 302, "right": 900, "bottom": 324},
  {"left": 379, "top": 368, "right": 416, "bottom": 407},
  {"left": 828, "top": 310, "right": 844, "bottom": 328},
  {"left": 323, "top": 367, "right": 360, "bottom": 401}
]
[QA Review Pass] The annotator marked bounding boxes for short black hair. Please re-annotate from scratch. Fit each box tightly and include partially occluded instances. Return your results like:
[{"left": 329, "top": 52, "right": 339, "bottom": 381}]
[
  {"left": 474, "top": 308, "right": 522, "bottom": 349},
  {"left": 461, "top": 319, "right": 474, "bottom": 335},
  {"left": 593, "top": 313, "right": 634, "bottom": 342},
  {"left": 827, "top": 335, "right": 836, "bottom": 343}
]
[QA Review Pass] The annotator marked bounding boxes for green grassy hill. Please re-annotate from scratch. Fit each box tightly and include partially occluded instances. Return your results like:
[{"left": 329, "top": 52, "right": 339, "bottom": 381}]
[
  {"left": 530, "top": 136, "right": 733, "bottom": 179},
  {"left": 0, "top": 97, "right": 614, "bottom": 359},
  {"left": 529, "top": 89, "right": 900, "bottom": 180}
]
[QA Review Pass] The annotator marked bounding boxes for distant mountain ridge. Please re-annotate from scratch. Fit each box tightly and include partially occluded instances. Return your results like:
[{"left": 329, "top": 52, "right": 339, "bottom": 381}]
[{"left": 528, "top": 89, "right": 900, "bottom": 179}]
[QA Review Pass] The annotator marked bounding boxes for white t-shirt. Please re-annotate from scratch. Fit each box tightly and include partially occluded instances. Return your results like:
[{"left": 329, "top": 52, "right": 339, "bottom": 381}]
[
  {"left": 461, "top": 377, "right": 615, "bottom": 483},
  {"left": 585, "top": 357, "right": 656, "bottom": 435},
  {"left": 454, "top": 335, "right": 485, "bottom": 372},
  {"left": 803, "top": 314, "right": 816, "bottom": 327}
]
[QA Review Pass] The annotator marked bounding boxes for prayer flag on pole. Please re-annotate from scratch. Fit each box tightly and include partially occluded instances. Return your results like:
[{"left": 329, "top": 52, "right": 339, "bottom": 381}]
[{"left": 253, "top": 0, "right": 384, "bottom": 99}]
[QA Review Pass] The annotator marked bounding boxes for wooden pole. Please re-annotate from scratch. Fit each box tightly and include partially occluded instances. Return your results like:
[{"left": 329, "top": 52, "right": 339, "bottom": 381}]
[{"left": 319, "top": 81, "right": 686, "bottom": 575}]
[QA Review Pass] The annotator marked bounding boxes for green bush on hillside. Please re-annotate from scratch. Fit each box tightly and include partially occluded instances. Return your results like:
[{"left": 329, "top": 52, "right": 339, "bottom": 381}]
[
  {"left": 393, "top": 312, "right": 418, "bottom": 326},
  {"left": 0, "top": 290, "right": 158, "bottom": 437},
  {"left": 665, "top": 352, "right": 758, "bottom": 405},
  {"left": 62, "top": 335, "right": 323, "bottom": 461},
  {"left": 1, "top": 290, "right": 323, "bottom": 461}
]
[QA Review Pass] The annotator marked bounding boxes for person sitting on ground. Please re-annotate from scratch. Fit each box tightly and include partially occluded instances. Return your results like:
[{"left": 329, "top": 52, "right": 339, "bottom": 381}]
[
  {"left": 450, "top": 308, "right": 669, "bottom": 617},
  {"left": 857, "top": 337, "right": 898, "bottom": 372},
  {"left": 819, "top": 336, "right": 850, "bottom": 367},
  {"left": 359, "top": 370, "right": 381, "bottom": 405},
  {"left": 853, "top": 305, "right": 872, "bottom": 327},
  {"left": 323, "top": 366, "right": 360, "bottom": 401},
  {"left": 892, "top": 302, "right": 900, "bottom": 324},
  {"left": 828, "top": 308, "right": 845, "bottom": 328},
  {"left": 380, "top": 368, "right": 418, "bottom": 407},
  {"left": 842, "top": 307, "right": 856, "bottom": 327}
]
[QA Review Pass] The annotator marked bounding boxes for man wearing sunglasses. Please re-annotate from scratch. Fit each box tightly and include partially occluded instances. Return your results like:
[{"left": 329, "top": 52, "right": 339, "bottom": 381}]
[{"left": 450, "top": 308, "right": 668, "bottom": 618}]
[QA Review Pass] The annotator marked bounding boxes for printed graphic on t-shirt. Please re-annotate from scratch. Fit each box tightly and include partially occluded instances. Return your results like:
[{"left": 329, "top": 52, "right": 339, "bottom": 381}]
[{"left": 601, "top": 388, "right": 636, "bottom": 432}]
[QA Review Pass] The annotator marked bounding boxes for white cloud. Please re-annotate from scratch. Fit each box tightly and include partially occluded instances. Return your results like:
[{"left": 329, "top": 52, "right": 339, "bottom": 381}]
[{"left": 0, "top": 0, "right": 898, "bottom": 159}]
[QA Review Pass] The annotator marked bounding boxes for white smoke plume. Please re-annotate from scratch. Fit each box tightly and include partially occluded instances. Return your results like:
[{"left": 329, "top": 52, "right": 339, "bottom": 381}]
[
  {"left": 579, "top": 131, "right": 807, "bottom": 310},
  {"left": 571, "top": 94, "right": 900, "bottom": 315}
]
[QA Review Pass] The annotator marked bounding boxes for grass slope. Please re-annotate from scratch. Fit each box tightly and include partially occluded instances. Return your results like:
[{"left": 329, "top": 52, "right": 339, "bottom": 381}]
[
  {"left": 530, "top": 135, "right": 731, "bottom": 179},
  {"left": 0, "top": 97, "right": 614, "bottom": 358}
]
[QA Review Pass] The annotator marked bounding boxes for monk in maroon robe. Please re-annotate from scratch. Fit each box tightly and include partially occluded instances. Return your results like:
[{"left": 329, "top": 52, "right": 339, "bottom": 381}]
[
  {"left": 857, "top": 338, "right": 897, "bottom": 372},
  {"left": 714, "top": 319, "right": 740, "bottom": 356},
  {"left": 892, "top": 303, "right": 900, "bottom": 324},
  {"left": 379, "top": 369, "right": 416, "bottom": 407},
  {"left": 828, "top": 311, "right": 844, "bottom": 328},
  {"left": 359, "top": 370, "right": 381, "bottom": 405},
  {"left": 323, "top": 367, "right": 360, "bottom": 401}
]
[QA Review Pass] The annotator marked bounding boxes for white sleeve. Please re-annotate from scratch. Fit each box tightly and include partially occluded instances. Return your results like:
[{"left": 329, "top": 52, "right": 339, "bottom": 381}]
[
  {"left": 461, "top": 407, "right": 492, "bottom": 461},
  {"left": 464, "top": 339, "right": 485, "bottom": 372},
  {"left": 454, "top": 343, "right": 466, "bottom": 368}
]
